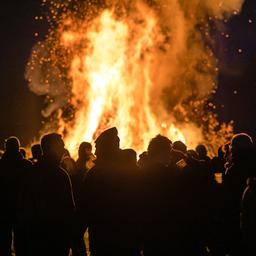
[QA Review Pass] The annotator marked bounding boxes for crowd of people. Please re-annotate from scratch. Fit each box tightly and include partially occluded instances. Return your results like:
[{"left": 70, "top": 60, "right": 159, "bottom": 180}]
[{"left": 0, "top": 127, "right": 256, "bottom": 256}]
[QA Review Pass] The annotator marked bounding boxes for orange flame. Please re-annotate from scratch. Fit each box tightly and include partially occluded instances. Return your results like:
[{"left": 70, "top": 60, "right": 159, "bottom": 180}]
[{"left": 58, "top": 8, "right": 186, "bottom": 155}]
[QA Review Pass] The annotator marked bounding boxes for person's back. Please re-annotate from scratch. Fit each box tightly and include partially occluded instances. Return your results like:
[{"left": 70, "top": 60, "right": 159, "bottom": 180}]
[
  {"left": 85, "top": 161, "right": 141, "bottom": 256},
  {"left": 22, "top": 133, "right": 75, "bottom": 256},
  {"left": 223, "top": 133, "right": 254, "bottom": 255},
  {"left": 178, "top": 156, "right": 215, "bottom": 256},
  {"left": 0, "top": 136, "right": 32, "bottom": 256},
  {"left": 224, "top": 163, "right": 249, "bottom": 220},
  {"left": 71, "top": 142, "right": 94, "bottom": 256},
  {"left": 1, "top": 145, "right": 30, "bottom": 215},
  {"left": 115, "top": 149, "right": 141, "bottom": 255},
  {"left": 81, "top": 128, "right": 141, "bottom": 255},
  {"left": 140, "top": 135, "right": 181, "bottom": 255},
  {"left": 29, "top": 159, "right": 74, "bottom": 254},
  {"left": 141, "top": 161, "right": 179, "bottom": 255}
]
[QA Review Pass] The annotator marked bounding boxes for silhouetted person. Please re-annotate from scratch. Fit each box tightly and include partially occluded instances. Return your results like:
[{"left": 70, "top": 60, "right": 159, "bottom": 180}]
[
  {"left": 69, "top": 142, "right": 96, "bottom": 256},
  {"left": 172, "top": 140, "right": 187, "bottom": 153},
  {"left": 195, "top": 144, "right": 213, "bottom": 181},
  {"left": 196, "top": 144, "right": 211, "bottom": 163},
  {"left": 141, "top": 135, "right": 181, "bottom": 255},
  {"left": 118, "top": 148, "right": 141, "bottom": 255},
  {"left": 211, "top": 145, "right": 226, "bottom": 176},
  {"left": 81, "top": 127, "right": 140, "bottom": 255},
  {"left": 21, "top": 133, "right": 75, "bottom": 256},
  {"left": 30, "top": 144, "right": 42, "bottom": 163},
  {"left": 76, "top": 142, "right": 95, "bottom": 172},
  {"left": 173, "top": 146, "right": 213, "bottom": 255},
  {"left": 61, "top": 148, "right": 90, "bottom": 256},
  {"left": 121, "top": 149, "right": 137, "bottom": 168},
  {"left": 223, "top": 133, "right": 254, "bottom": 256},
  {"left": 0, "top": 136, "right": 32, "bottom": 256},
  {"left": 207, "top": 145, "right": 227, "bottom": 256},
  {"left": 74, "top": 143, "right": 94, "bottom": 202},
  {"left": 170, "top": 140, "right": 188, "bottom": 165}
]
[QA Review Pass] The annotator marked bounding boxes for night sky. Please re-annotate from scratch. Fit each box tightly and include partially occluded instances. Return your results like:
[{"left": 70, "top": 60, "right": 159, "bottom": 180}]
[{"left": 0, "top": 0, "right": 256, "bottom": 148}]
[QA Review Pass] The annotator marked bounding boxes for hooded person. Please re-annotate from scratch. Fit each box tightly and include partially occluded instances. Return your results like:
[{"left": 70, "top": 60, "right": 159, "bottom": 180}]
[
  {"left": 94, "top": 127, "right": 121, "bottom": 166},
  {"left": 81, "top": 128, "right": 141, "bottom": 255}
]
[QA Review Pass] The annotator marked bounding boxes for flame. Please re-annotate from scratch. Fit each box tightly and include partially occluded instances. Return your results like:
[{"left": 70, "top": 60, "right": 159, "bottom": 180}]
[
  {"left": 26, "top": 0, "right": 243, "bottom": 157},
  {"left": 59, "top": 8, "right": 186, "bottom": 155}
]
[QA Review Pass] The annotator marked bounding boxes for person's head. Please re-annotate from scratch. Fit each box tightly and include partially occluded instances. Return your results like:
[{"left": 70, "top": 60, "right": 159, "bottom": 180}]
[
  {"left": 195, "top": 144, "right": 208, "bottom": 159},
  {"left": 41, "top": 133, "right": 65, "bottom": 163},
  {"left": 187, "top": 149, "right": 199, "bottom": 160},
  {"left": 172, "top": 141, "right": 187, "bottom": 153},
  {"left": 121, "top": 149, "right": 137, "bottom": 168},
  {"left": 147, "top": 135, "right": 172, "bottom": 164},
  {"left": 95, "top": 127, "right": 120, "bottom": 160},
  {"left": 5, "top": 136, "right": 20, "bottom": 153},
  {"left": 230, "top": 133, "right": 253, "bottom": 162},
  {"left": 78, "top": 142, "right": 92, "bottom": 159},
  {"left": 31, "top": 144, "right": 42, "bottom": 160}
]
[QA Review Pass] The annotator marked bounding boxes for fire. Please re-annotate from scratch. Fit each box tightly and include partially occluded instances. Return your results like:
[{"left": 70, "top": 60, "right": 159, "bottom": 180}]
[
  {"left": 59, "top": 8, "right": 185, "bottom": 155},
  {"left": 26, "top": 0, "right": 243, "bottom": 157}
]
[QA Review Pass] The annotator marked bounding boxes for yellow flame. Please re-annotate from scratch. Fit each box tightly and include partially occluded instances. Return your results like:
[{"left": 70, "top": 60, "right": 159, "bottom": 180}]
[{"left": 58, "top": 9, "right": 186, "bottom": 155}]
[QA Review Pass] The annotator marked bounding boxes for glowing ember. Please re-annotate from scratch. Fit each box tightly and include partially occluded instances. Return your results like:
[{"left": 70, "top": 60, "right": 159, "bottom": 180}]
[{"left": 26, "top": 0, "right": 244, "bottom": 156}]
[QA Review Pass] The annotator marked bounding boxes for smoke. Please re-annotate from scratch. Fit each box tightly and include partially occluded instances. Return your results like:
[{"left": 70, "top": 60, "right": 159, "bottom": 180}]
[
  {"left": 25, "top": 0, "right": 244, "bottom": 152},
  {"left": 25, "top": 42, "right": 70, "bottom": 117},
  {"left": 196, "top": 0, "right": 244, "bottom": 17},
  {"left": 150, "top": 0, "right": 244, "bottom": 111}
]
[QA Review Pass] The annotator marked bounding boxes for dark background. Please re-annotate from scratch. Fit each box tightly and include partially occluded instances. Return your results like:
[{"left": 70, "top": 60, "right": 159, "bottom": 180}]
[{"left": 0, "top": 0, "right": 255, "bottom": 148}]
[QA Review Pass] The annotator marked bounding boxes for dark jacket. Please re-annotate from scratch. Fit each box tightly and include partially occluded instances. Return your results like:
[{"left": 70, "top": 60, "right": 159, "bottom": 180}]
[{"left": 20, "top": 158, "right": 75, "bottom": 256}]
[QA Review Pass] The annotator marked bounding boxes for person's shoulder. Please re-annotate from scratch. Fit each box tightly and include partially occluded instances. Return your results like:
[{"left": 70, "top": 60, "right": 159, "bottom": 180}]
[
  {"left": 246, "top": 178, "right": 256, "bottom": 190},
  {"left": 58, "top": 166, "right": 72, "bottom": 182},
  {"left": 82, "top": 166, "right": 100, "bottom": 185},
  {"left": 242, "top": 179, "right": 256, "bottom": 203}
]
